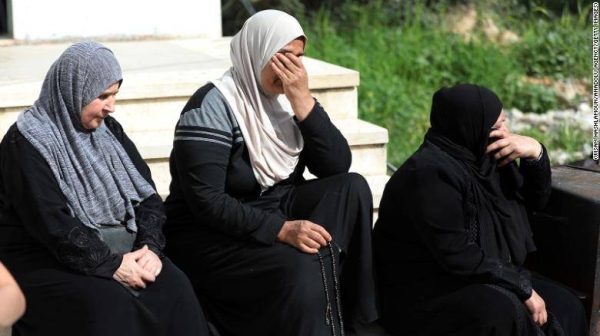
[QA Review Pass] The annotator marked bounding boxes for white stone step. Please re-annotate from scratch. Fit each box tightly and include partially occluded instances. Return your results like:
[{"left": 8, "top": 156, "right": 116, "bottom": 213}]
[
  {"left": 0, "top": 38, "right": 359, "bottom": 138},
  {"left": 0, "top": 81, "right": 357, "bottom": 138},
  {"left": 156, "top": 174, "right": 389, "bottom": 215},
  {"left": 0, "top": 37, "right": 388, "bottom": 210},
  {"left": 127, "top": 118, "right": 388, "bottom": 198}
]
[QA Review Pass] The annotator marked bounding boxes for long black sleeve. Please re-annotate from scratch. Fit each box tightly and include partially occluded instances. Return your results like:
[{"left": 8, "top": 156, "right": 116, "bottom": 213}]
[
  {"left": 0, "top": 128, "right": 121, "bottom": 278},
  {"left": 519, "top": 144, "right": 552, "bottom": 210},
  {"left": 173, "top": 138, "right": 286, "bottom": 245},
  {"left": 408, "top": 164, "right": 533, "bottom": 300},
  {"left": 297, "top": 101, "right": 352, "bottom": 177},
  {"left": 169, "top": 89, "right": 350, "bottom": 245}
]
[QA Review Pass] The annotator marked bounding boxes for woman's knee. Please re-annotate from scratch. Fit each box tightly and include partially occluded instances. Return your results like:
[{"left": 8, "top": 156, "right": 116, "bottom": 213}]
[
  {"left": 455, "top": 285, "right": 522, "bottom": 330},
  {"left": 334, "top": 172, "right": 372, "bottom": 205},
  {"left": 346, "top": 172, "right": 370, "bottom": 192}
]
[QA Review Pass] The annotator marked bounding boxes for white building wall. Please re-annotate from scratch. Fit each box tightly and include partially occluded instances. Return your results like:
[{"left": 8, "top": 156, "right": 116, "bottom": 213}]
[{"left": 11, "top": 0, "right": 221, "bottom": 41}]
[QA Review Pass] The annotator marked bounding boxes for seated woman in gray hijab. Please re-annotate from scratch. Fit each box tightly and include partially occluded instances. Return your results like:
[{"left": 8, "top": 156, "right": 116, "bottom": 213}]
[
  {"left": 164, "top": 9, "right": 379, "bottom": 336},
  {"left": 373, "top": 84, "right": 588, "bottom": 336},
  {"left": 0, "top": 41, "right": 208, "bottom": 336}
]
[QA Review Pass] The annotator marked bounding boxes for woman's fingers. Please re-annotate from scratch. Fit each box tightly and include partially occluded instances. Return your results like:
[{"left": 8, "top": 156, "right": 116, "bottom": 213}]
[
  {"left": 308, "top": 231, "right": 327, "bottom": 247},
  {"left": 540, "top": 309, "right": 548, "bottom": 325},
  {"left": 273, "top": 53, "right": 299, "bottom": 72},
  {"left": 280, "top": 52, "right": 303, "bottom": 68},
  {"left": 271, "top": 54, "right": 293, "bottom": 80},
  {"left": 299, "top": 243, "right": 319, "bottom": 254},
  {"left": 271, "top": 53, "right": 306, "bottom": 85},
  {"left": 138, "top": 255, "right": 151, "bottom": 269},
  {"left": 270, "top": 58, "right": 287, "bottom": 81},
  {"left": 129, "top": 245, "right": 149, "bottom": 260},
  {"left": 312, "top": 224, "right": 332, "bottom": 242},
  {"left": 489, "top": 127, "right": 510, "bottom": 139},
  {"left": 128, "top": 266, "right": 155, "bottom": 288},
  {"left": 113, "top": 247, "right": 158, "bottom": 289},
  {"left": 487, "top": 134, "right": 541, "bottom": 167},
  {"left": 532, "top": 311, "right": 547, "bottom": 326},
  {"left": 486, "top": 138, "right": 505, "bottom": 154},
  {"left": 139, "top": 267, "right": 156, "bottom": 284},
  {"left": 524, "top": 290, "right": 547, "bottom": 326},
  {"left": 137, "top": 250, "right": 163, "bottom": 277},
  {"left": 277, "top": 220, "right": 334, "bottom": 254}
]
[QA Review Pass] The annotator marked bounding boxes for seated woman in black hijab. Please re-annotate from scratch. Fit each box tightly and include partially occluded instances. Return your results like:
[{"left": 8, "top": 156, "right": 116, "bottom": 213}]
[
  {"left": 373, "top": 84, "right": 588, "bottom": 336},
  {"left": 0, "top": 41, "right": 208, "bottom": 336}
]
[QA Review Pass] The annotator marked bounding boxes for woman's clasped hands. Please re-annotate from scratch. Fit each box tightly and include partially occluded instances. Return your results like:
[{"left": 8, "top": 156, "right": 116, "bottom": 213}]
[{"left": 113, "top": 245, "right": 162, "bottom": 289}]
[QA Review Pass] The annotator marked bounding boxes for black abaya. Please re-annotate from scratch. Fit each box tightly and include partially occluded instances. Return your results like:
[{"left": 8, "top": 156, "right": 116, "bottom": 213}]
[
  {"left": 167, "top": 173, "right": 377, "bottom": 336},
  {"left": 164, "top": 83, "right": 379, "bottom": 335},
  {"left": 12, "top": 258, "right": 204, "bottom": 336},
  {"left": 0, "top": 119, "right": 209, "bottom": 336},
  {"left": 373, "top": 84, "right": 588, "bottom": 336}
]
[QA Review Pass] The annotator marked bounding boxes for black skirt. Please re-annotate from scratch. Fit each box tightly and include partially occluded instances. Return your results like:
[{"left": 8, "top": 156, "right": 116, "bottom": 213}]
[
  {"left": 166, "top": 172, "right": 379, "bottom": 336},
  {"left": 378, "top": 276, "right": 588, "bottom": 336},
  {"left": 11, "top": 258, "right": 208, "bottom": 336}
]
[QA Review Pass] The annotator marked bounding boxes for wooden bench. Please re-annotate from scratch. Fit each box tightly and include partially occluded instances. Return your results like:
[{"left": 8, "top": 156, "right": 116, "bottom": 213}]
[{"left": 526, "top": 164, "right": 600, "bottom": 336}]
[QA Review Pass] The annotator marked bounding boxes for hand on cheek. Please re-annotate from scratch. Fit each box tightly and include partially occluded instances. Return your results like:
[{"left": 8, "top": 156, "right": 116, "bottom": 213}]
[{"left": 486, "top": 129, "right": 542, "bottom": 167}]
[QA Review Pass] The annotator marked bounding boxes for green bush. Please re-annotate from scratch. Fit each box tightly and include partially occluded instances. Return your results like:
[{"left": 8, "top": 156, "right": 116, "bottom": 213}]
[
  {"left": 512, "top": 14, "right": 590, "bottom": 80},
  {"left": 298, "top": 1, "right": 589, "bottom": 166}
]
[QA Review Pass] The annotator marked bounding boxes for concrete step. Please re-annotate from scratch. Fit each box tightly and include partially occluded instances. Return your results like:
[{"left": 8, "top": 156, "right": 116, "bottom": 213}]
[
  {"left": 0, "top": 37, "right": 388, "bottom": 209},
  {"left": 0, "top": 38, "right": 359, "bottom": 138},
  {"left": 127, "top": 118, "right": 389, "bottom": 200}
]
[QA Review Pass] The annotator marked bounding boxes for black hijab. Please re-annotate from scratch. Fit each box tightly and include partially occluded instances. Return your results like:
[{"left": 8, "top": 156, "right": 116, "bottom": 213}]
[{"left": 424, "top": 84, "right": 535, "bottom": 266}]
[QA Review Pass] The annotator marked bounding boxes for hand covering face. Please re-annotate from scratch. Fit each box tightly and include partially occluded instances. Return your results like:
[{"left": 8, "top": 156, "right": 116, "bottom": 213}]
[
  {"left": 212, "top": 10, "right": 306, "bottom": 191},
  {"left": 424, "top": 84, "right": 535, "bottom": 265},
  {"left": 17, "top": 41, "right": 155, "bottom": 232}
]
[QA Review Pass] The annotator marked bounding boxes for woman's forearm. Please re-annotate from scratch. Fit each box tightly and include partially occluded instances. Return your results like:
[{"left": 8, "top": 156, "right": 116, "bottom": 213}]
[{"left": 0, "top": 263, "right": 25, "bottom": 327}]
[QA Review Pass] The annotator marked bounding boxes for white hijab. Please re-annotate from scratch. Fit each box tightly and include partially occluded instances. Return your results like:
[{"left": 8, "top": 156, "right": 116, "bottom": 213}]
[{"left": 212, "top": 10, "right": 305, "bottom": 191}]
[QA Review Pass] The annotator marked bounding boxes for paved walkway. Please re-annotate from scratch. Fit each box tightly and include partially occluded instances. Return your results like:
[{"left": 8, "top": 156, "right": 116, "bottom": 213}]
[
  {"left": 0, "top": 37, "right": 357, "bottom": 110},
  {"left": 0, "top": 38, "right": 233, "bottom": 109}
]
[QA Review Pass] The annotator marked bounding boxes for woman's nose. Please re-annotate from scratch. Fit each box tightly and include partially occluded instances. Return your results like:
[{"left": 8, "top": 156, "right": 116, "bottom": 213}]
[{"left": 104, "top": 96, "right": 116, "bottom": 113}]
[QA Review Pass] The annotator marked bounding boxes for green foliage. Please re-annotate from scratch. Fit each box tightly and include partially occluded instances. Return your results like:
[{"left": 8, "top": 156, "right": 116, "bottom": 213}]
[
  {"left": 512, "top": 15, "right": 590, "bottom": 80},
  {"left": 299, "top": 0, "right": 589, "bottom": 166},
  {"left": 519, "top": 121, "right": 588, "bottom": 160},
  {"left": 503, "top": 81, "right": 561, "bottom": 114},
  {"left": 222, "top": 0, "right": 305, "bottom": 35}
]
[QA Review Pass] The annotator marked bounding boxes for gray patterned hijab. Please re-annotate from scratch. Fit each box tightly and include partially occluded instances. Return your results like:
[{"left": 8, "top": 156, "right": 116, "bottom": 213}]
[{"left": 16, "top": 41, "right": 155, "bottom": 232}]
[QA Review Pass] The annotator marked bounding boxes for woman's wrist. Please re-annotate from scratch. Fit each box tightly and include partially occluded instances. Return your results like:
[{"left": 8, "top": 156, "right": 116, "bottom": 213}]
[
  {"left": 290, "top": 95, "right": 315, "bottom": 122},
  {"left": 524, "top": 142, "right": 543, "bottom": 163}
]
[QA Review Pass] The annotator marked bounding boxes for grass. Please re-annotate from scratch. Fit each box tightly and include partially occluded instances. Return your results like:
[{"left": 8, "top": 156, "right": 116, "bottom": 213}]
[{"left": 299, "top": 1, "right": 591, "bottom": 167}]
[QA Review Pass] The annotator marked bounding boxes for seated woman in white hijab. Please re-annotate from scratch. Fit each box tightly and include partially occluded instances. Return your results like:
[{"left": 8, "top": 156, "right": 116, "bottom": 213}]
[
  {"left": 0, "top": 41, "right": 209, "bottom": 336},
  {"left": 164, "top": 9, "right": 379, "bottom": 336}
]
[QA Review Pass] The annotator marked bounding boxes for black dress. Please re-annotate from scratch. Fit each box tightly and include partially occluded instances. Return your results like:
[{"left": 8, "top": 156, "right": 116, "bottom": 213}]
[
  {"left": 164, "top": 84, "right": 379, "bottom": 335},
  {"left": 0, "top": 117, "right": 208, "bottom": 336},
  {"left": 373, "top": 140, "right": 588, "bottom": 336},
  {"left": 374, "top": 83, "right": 589, "bottom": 336}
]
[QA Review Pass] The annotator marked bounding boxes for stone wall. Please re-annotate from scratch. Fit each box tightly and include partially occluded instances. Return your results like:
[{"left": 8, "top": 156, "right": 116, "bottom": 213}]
[
  {"left": 506, "top": 103, "right": 594, "bottom": 165},
  {"left": 9, "top": 0, "right": 222, "bottom": 42}
]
